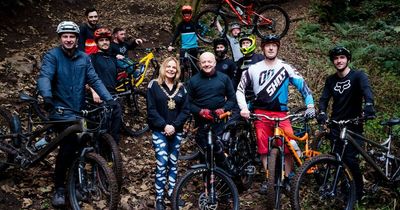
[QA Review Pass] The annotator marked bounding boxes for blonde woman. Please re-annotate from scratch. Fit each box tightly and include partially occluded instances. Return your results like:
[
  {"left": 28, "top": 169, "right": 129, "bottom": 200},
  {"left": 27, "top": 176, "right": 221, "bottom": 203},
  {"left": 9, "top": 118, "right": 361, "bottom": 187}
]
[{"left": 147, "top": 57, "right": 190, "bottom": 210}]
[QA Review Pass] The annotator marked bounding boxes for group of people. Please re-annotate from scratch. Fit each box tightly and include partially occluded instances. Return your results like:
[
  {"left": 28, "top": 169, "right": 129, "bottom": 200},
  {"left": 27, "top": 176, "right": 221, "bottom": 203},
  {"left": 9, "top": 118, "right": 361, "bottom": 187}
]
[{"left": 36, "top": 5, "right": 376, "bottom": 210}]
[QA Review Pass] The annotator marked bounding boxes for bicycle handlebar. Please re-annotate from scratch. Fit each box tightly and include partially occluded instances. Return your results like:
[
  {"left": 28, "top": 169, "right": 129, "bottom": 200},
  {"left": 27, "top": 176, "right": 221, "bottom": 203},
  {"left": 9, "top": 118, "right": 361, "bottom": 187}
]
[
  {"left": 250, "top": 113, "right": 303, "bottom": 122},
  {"left": 55, "top": 105, "right": 111, "bottom": 117}
]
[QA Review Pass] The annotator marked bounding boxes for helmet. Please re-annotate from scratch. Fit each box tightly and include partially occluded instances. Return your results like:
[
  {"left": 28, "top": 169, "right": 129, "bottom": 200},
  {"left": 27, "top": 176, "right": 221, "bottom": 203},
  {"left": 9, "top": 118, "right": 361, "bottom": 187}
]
[
  {"left": 239, "top": 34, "right": 256, "bottom": 55},
  {"left": 213, "top": 38, "right": 229, "bottom": 57},
  {"left": 56, "top": 21, "right": 80, "bottom": 35},
  {"left": 94, "top": 28, "right": 112, "bottom": 42},
  {"left": 181, "top": 5, "right": 193, "bottom": 22},
  {"left": 261, "top": 34, "right": 280, "bottom": 49},
  {"left": 229, "top": 22, "right": 241, "bottom": 31},
  {"left": 329, "top": 46, "right": 351, "bottom": 62}
]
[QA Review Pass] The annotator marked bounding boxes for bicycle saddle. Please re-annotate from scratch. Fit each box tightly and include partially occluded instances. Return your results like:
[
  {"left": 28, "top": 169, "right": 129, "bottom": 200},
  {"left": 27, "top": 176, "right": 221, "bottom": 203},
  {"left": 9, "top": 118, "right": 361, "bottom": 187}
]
[{"left": 380, "top": 118, "right": 400, "bottom": 126}]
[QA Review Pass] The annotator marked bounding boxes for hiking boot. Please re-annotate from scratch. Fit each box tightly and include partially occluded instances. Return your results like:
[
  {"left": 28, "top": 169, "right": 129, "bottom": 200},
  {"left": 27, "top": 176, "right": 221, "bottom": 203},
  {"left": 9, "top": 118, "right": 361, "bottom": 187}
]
[
  {"left": 52, "top": 187, "right": 65, "bottom": 207},
  {"left": 259, "top": 181, "right": 268, "bottom": 195},
  {"left": 155, "top": 199, "right": 165, "bottom": 210}
]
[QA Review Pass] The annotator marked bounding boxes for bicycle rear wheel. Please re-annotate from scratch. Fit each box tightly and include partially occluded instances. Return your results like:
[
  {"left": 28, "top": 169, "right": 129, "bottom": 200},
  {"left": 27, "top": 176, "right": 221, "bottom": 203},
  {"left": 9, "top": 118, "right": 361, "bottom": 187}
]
[
  {"left": 120, "top": 89, "right": 149, "bottom": 137},
  {"left": 195, "top": 9, "right": 228, "bottom": 44},
  {"left": 97, "top": 133, "right": 123, "bottom": 188},
  {"left": 253, "top": 5, "right": 290, "bottom": 39},
  {"left": 172, "top": 167, "right": 240, "bottom": 210},
  {"left": 290, "top": 154, "right": 356, "bottom": 210},
  {"left": 67, "top": 152, "right": 119, "bottom": 210},
  {"left": 178, "top": 115, "right": 200, "bottom": 160},
  {"left": 266, "top": 147, "right": 283, "bottom": 209},
  {"left": 0, "top": 106, "right": 13, "bottom": 171}
]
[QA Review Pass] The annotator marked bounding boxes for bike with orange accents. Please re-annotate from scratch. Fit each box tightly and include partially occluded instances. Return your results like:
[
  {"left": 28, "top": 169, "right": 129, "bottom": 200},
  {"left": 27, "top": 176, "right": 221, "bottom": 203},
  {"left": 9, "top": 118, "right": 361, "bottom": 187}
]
[{"left": 250, "top": 111, "right": 320, "bottom": 210}]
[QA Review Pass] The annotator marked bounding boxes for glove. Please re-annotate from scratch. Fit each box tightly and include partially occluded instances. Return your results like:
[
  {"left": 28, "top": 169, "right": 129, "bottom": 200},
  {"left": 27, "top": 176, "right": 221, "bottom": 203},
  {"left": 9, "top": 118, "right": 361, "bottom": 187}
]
[
  {"left": 214, "top": 108, "right": 225, "bottom": 117},
  {"left": 363, "top": 104, "right": 376, "bottom": 119},
  {"left": 304, "top": 106, "right": 316, "bottom": 119},
  {"left": 43, "top": 97, "right": 54, "bottom": 112},
  {"left": 316, "top": 112, "right": 327, "bottom": 124},
  {"left": 199, "top": 109, "right": 214, "bottom": 121}
]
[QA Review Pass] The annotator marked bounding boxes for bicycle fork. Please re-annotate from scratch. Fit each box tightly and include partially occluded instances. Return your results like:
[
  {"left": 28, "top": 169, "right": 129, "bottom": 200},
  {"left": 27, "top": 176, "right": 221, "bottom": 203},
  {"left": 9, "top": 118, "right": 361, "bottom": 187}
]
[{"left": 205, "top": 129, "right": 217, "bottom": 204}]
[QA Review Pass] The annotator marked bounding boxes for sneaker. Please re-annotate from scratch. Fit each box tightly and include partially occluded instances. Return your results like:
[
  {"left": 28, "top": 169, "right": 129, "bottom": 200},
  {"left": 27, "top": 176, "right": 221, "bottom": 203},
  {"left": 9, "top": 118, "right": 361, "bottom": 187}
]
[
  {"left": 259, "top": 181, "right": 268, "bottom": 195},
  {"left": 52, "top": 187, "right": 66, "bottom": 207},
  {"left": 155, "top": 199, "right": 165, "bottom": 210}
]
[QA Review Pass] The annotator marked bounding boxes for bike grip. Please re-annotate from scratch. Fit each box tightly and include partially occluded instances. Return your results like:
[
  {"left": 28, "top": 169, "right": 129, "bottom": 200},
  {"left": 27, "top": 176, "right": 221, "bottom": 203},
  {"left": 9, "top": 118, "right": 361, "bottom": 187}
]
[{"left": 218, "top": 111, "right": 232, "bottom": 119}]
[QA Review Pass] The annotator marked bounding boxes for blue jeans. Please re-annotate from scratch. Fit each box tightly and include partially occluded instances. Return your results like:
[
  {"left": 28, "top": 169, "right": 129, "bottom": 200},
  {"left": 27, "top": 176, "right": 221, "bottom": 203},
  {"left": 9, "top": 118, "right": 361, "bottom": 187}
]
[{"left": 152, "top": 131, "right": 182, "bottom": 200}]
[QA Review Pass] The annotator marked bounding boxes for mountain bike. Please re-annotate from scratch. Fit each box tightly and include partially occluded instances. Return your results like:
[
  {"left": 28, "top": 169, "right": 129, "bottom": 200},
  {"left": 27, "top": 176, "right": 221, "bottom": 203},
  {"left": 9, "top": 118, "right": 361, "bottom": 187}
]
[
  {"left": 171, "top": 112, "right": 240, "bottom": 210},
  {"left": 0, "top": 104, "right": 119, "bottom": 209},
  {"left": 115, "top": 48, "right": 160, "bottom": 137},
  {"left": 250, "top": 112, "right": 320, "bottom": 210},
  {"left": 195, "top": 0, "right": 290, "bottom": 43},
  {"left": 290, "top": 117, "right": 400, "bottom": 210}
]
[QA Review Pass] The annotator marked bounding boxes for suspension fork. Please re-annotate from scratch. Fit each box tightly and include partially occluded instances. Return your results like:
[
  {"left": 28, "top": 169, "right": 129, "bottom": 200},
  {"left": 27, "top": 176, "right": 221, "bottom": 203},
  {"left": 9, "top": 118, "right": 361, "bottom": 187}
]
[
  {"left": 206, "top": 127, "right": 217, "bottom": 204},
  {"left": 77, "top": 147, "right": 95, "bottom": 187}
]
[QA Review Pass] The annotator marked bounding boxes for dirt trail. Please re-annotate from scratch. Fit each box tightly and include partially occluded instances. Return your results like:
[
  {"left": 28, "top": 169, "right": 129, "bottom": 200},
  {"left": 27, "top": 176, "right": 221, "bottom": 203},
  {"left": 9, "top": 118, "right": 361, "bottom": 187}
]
[{"left": 0, "top": 0, "right": 311, "bottom": 209}]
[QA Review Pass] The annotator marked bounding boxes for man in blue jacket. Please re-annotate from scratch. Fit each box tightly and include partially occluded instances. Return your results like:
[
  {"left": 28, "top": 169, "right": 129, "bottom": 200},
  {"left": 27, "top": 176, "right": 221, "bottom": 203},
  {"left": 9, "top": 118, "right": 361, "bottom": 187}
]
[{"left": 37, "top": 21, "right": 113, "bottom": 207}]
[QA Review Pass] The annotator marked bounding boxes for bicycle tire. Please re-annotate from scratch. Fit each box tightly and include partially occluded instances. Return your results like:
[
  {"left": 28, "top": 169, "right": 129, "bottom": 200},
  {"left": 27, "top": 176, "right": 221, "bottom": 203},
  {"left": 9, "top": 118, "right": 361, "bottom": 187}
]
[
  {"left": 178, "top": 116, "right": 200, "bottom": 160},
  {"left": 253, "top": 4, "right": 290, "bottom": 39},
  {"left": 194, "top": 9, "right": 228, "bottom": 44},
  {"left": 67, "top": 152, "right": 119, "bottom": 210},
  {"left": 120, "top": 89, "right": 149, "bottom": 137},
  {"left": 290, "top": 154, "right": 356, "bottom": 210},
  {"left": 0, "top": 106, "right": 12, "bottom": 171},
  {"left": 172, "top": 167, "right": 240, "bottom": 210},
  {"left": 97, "top": 133, "right": 123, "bottom": 189},
  {"left": 266, "top": 147, "right": 283, "bottom": 210}
]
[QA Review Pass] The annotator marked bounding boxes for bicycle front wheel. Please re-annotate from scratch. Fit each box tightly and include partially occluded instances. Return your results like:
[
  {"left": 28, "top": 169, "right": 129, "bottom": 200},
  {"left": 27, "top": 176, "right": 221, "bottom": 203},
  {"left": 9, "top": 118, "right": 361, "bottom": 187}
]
[
  {"left": 194, "top": 9, "right": 227, "bottom": 44},
  {"left": 172, "top": 167, "right": 239, "bottom": 210},
  {"left": 97, "top": 133, "right": 123, "bottom": 188},
  {"left": 266, "top": 147, "right": 283, "bottom": 210},
  {"left": 67, "top": 152, "right": 119, "bottom": 210},
  {"left": 120, "top": 89, "right": 149, "bottom": 137},
  {"left": 253, "top": 5, "right": 290, "bottom": 39},
  {"left": 290, "top": 154, "right": 356, "bottom": 210}
]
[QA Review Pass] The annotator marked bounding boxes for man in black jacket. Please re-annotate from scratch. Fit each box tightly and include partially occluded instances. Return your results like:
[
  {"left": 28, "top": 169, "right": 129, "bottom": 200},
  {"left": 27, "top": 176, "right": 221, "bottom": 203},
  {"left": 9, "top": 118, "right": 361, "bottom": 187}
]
[
  {"left": 186, "top": 52, "right": 236, "bottom": 171},
  {"left": 89, "top": 27, "right": 122, "bottom": 144},
  {"left": 317, "top": 46, "right": 376, "bottom": 201}
]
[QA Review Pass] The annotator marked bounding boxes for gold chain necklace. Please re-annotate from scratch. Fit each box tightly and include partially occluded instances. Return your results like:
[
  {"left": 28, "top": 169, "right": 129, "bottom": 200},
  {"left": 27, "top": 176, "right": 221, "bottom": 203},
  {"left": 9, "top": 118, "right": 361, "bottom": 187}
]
[{"left": 159, "top": 83, "right": 181, "bottom": 110}]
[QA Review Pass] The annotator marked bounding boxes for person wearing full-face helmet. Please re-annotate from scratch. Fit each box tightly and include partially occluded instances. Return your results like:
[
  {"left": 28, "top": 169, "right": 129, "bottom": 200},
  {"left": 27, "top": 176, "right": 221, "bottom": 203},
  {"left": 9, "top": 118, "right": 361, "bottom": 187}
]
[
  {"left": 317, "top": 46, "right": 375, "bottom": 201},
  {"left": 233, "top": 34, "right": 264, "bottom": 90},
  {"left": 213, "top": 38, "right": 237, "bottom": 81},
  {"left": 167, "top": 5, "right": 199, "bottom": 79},
  {"left": 37, "top": 21, "right": 113, "bottom": 208},
  {"left": 236, "top": 34, "right": 315, "bottom": 195}
]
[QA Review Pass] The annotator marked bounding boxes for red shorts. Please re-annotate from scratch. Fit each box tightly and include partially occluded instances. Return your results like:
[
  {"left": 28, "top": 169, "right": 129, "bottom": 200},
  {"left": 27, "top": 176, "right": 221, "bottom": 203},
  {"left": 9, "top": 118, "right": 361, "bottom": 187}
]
[{"left": 253, "top": 109, "right": 294, "bottom": 155}]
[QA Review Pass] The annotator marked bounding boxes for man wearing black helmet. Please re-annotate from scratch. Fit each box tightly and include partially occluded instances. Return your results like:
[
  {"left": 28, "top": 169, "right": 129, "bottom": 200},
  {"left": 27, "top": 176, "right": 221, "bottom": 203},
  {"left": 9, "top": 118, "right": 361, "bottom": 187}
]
[
  {"left": 213, "top": 38, "right": 237, "bottom": 81},
  {"left": 37, "top": 21, "right": 113, "bottom": 207},
  {"left": 317, "top": 46, "right": 376, "bottom": 201},
  {"left": 236, "top": 34, "right": 315, "bottom": 194}
]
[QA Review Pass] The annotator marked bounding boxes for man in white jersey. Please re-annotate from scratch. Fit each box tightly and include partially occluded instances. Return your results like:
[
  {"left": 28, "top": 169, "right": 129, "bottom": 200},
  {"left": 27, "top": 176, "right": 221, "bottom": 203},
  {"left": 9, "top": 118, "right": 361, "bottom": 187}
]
[{"left": 236, "top": 35, "right": 315, "bottom": 193}]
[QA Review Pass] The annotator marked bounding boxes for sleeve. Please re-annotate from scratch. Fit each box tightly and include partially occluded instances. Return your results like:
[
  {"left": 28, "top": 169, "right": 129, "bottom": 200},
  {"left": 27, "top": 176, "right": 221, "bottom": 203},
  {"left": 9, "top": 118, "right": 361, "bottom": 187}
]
[
  {"left": 318, "top": 77, "right": 332, "bottom": 113},
  {"left": 358, "top": 71, "right": 374, "bottom": 105},
  {"left": 78, "top": 25, "right": 85, "bottom": 51},
  {"left": 288, "top": 66, "right": 314, "bottom": 106},
  {"left": 146, "top": 81, "right": 167, "bottom": 129},
  {"left": 127, "top": 39, "right": 138, "bottom": 50},
  {"left": 85, "top": 57, "right": 113, "bottom": 101},
  {"left": 223, "top": 76, "right": 237, "bottom": 111},
  {"left": 169, "top": 22, "right": 181, "bottom": 46},
  {"left": 236, "top": 69, "right": 251, "bottom": 110},
  {"left": 172, "top": 86, "right": 190, "bottom": 128},
  {"left": 37, "top": 52, "right": 56, "bottom": 98},
  {"left": 186, "top": 80, "right": 202, "bottom": 114}
]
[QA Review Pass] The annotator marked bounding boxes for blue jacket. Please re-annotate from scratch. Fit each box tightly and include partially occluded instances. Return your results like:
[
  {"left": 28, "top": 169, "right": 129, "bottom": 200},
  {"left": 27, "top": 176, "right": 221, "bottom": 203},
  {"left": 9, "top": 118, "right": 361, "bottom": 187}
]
[{"left": 37, "top": 47, "right": 112, "bottom": 117}]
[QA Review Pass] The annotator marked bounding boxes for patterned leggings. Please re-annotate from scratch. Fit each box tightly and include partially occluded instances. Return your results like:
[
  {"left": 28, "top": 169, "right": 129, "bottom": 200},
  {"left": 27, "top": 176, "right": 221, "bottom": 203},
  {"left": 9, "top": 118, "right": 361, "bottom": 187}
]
[{"left": 152, "top": 131, "right": 182, "bottom": 200}]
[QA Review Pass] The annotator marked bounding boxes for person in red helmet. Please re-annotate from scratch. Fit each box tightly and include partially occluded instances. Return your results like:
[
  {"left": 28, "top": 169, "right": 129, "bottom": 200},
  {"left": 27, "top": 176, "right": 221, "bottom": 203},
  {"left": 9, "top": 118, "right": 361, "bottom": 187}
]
[{"left": 168, "top": 5, "right": 199, "bottom": 80}]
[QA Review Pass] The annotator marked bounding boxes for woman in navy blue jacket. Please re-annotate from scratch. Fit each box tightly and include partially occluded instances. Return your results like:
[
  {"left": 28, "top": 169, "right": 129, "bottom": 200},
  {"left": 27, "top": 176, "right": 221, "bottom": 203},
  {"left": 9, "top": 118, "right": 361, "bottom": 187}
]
[{"left": 147, "top": 57, "right": 190, "bottom": 210}]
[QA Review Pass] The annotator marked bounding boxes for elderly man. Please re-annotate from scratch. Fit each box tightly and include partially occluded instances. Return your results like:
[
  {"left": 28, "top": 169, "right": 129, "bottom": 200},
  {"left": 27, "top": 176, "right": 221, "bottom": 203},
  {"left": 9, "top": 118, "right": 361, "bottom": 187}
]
[{"left": 185, "top": 52, "right": 236, "bottom": 172}]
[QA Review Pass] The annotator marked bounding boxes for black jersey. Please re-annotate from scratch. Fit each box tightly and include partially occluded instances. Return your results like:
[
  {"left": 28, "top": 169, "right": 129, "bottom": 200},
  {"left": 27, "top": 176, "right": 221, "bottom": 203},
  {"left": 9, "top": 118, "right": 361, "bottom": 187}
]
[{"left": 318, "top": 69, "right": 374, "bottom": 120}]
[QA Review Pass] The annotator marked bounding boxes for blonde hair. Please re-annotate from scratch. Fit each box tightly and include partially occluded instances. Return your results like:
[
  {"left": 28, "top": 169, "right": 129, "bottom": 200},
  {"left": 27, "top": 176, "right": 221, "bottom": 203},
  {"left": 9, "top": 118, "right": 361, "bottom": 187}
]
[{"left": 157, "top": 57, "right": 181, "bottom": 85}]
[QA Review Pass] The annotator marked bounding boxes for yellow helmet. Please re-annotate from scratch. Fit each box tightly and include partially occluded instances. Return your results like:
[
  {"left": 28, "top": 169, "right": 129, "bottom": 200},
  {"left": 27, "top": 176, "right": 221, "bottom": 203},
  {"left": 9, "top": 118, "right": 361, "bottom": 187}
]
[{"left": 239, "top": 34, "right": 256, "bottom": 55}]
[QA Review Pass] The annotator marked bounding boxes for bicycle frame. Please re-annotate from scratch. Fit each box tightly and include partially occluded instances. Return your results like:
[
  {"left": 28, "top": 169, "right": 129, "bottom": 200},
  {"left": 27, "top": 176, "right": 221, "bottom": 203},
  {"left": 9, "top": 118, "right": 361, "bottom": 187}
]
[{"left": 219, "top": 0, "right": 273, "bottom": 26}]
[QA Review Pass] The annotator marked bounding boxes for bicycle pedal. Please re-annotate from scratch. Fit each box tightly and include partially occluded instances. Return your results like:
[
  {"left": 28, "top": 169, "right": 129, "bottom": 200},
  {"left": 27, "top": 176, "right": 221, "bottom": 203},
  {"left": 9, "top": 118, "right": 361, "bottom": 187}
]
[{"left": 245, "top": 165, "right": 256, "bottom": 175}]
